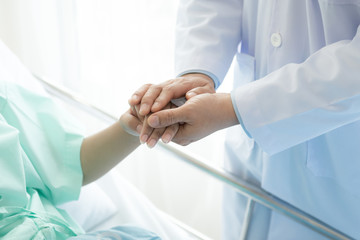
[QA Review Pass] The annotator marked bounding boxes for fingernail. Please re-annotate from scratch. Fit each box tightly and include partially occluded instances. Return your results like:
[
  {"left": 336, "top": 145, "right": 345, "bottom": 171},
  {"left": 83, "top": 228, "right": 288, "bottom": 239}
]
[
  {"left": 148, "top": 116, "right": 159, "bottom": 127},
  {"left": 131, "top": 94, "right": 139, "bottom": 102},
  {"left": 140, "top": 134, "right": 148, "bottom": 144},
  {"left": 136, "top": 125, "right": 142, "bottom": 134},
  {"left": 187, "top": 92, "right": 196, "bottom": 98},
  {"left": 162, "top": 134, "right": 171, "bottom": 144},
  {"left": 152, "top": 102, "right": 160, "bottom": 110},
  {"left": 147, "top": 139, "right": 157, "bottom": 148},
  {"left": 139, "top": 104, "right": 149, "bottom": 115}
]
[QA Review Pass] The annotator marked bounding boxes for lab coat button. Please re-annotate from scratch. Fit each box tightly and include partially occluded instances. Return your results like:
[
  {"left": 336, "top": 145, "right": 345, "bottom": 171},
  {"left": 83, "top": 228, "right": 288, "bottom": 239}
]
[{"left": 270, "top": 33, "right": 282, "bottom": 47}]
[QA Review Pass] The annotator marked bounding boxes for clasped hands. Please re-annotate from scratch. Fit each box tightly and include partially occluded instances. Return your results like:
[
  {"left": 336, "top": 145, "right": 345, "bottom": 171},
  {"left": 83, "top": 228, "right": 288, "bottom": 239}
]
[{"left": 120, "top": 73, "right": 239, "bottom": 148}]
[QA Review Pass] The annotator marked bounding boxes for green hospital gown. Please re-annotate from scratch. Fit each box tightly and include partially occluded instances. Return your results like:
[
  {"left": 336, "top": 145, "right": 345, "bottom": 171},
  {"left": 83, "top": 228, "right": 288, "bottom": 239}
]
[{"left": 0, "top": 80, "right": 85, "bottom": 239}]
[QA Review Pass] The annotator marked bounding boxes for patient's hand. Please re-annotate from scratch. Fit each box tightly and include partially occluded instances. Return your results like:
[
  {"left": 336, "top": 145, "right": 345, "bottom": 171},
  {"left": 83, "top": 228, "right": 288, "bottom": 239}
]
[{"left": 119, "top": 106, "right": 143, "bottom": 137}]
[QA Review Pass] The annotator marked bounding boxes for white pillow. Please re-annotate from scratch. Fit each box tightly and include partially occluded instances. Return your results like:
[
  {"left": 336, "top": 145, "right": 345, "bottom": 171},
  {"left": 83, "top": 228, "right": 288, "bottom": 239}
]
[{"left": 59, "top": 182, "right": 118, "bottom": 232}]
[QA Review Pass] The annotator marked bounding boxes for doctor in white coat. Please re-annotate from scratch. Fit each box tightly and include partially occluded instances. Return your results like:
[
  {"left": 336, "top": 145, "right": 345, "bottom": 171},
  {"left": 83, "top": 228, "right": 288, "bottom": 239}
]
[{"left": 129, "top": 0, "right": 360, "bottom": 239}]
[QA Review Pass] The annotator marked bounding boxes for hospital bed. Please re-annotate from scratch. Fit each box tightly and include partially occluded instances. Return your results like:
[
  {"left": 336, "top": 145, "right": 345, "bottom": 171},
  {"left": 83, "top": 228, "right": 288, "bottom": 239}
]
[{"left": 36, "top": 76, "right": 352, "bottom": 240}]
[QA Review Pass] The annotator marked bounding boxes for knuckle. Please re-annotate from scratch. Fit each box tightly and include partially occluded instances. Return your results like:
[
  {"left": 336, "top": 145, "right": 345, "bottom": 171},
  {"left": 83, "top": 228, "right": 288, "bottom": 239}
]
[
  {"left": 170, "top": 123, "right": 179, "bottom": 131},
  {"left": 165, "top": 125, "right": 178, "bottom": 137},
  {"left": 162, "top": 84, "right": 173, "bottom": 93},
  {"left": 143, "top": 125, "right": 154, "bottom": 135},
  {"left": 205, "top": 85, "right": 216, "bottom": 93},
  {"left": 144, "top": 85, "right": 162, "bottom": 97},
  {"left": 137, "top": 83, "right": 152, "bottom": 93},
  {"left": 167, "top": 78, "right": 178, "bottom": 85},
  {"left": 143, "top": 84, "right": 155, "bottom": 93},
  {"left": 143, "top": 83, "right": 152, "bottom": 89},
  {"left": 165, "top": 111, "right": 176, "bottom": 125},
  {"left": 152, "top": 83, "right": 163, "bottom": 90},
  {"left": 134, "top": 89, "right": 143, "bottom": 96},
  {"left": 154, "top": 129, "right": 164, "bottom": 138}
]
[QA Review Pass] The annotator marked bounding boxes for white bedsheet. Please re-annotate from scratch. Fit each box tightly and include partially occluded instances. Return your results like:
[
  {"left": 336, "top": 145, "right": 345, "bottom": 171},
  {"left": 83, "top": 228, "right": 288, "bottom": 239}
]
[{"left": 64, "top": 170, "right": 200, "bottom": 240}]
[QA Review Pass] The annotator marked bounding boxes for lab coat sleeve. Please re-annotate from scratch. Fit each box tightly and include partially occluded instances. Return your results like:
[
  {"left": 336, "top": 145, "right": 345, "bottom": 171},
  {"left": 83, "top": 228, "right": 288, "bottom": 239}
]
[
  {"left": 232, "top": 25, "right": 360, "bottom": 155},
  {"left": 175, "top": 0, "right": 243, "bottom": 88}
]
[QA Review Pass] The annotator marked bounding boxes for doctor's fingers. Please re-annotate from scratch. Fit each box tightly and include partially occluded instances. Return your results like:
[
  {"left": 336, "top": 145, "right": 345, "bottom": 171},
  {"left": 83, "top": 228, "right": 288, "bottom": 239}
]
[
  {"left": 137, "top": 78, "right": 184, "bottom": 116},
  {"left": 146, "top": 124, "right": 180, "bottom": 148},
  {"left": 147, "top": 107, "right": 189, "bottom": 129},
  {"left": 150, "top": 76, "right": 215, "bottom": 113},
  {"left": 128, "top": 83, "right": 152, "bottom": 107},
  {"left": 148, "top": 79, "right": 193, "bottom": 113},
  {"left": 146, "top": 127, "right": 165, "bottom": 148},
  {"left": 170, "top": 125, "right": 197, "bottom": 146},
  {"left": 136, "top": 75, "right": 215, "bottom": 115},
  {"left": 140, "top": 76, "right": 201, "bottom": 115},
  {"left": 139, "top": 115, "right": 172, "bottom": 148},
  {"left": 160, "top": 124, "right": 180, "bottom": 144},
  {"left": 140, "top": 103, "right": 179, "bottom": 147}
]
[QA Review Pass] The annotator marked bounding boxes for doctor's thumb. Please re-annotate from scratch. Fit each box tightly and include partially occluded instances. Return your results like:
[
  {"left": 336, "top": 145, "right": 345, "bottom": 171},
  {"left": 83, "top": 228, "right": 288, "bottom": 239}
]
[{"left": 147, "top": 109, "right": 184, "bottom": 128}]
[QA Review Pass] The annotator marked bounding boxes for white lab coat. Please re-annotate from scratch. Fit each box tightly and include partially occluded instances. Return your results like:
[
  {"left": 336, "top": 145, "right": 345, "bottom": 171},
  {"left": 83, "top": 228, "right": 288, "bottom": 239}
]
[{"left": 175, "top": 0, "right": 360, "bottom": 239}]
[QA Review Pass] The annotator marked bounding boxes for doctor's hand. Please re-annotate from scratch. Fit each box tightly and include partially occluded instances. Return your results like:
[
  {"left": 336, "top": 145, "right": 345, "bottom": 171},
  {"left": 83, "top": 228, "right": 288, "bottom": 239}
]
[
  {"left": 146, "top": 93, "right": 239, "bottom": 146},
  {"left": 138, "top": 102, "right": 180, "bottom": 148},
  {"left": 128, "top": 73, "right": 215, "bottom": 116}
]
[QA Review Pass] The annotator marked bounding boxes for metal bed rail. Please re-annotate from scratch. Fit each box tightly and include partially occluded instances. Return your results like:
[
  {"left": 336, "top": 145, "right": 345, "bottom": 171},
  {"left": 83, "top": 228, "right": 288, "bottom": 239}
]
[{"left": 34, "top": 75, "right": 353, "bottom": 240}]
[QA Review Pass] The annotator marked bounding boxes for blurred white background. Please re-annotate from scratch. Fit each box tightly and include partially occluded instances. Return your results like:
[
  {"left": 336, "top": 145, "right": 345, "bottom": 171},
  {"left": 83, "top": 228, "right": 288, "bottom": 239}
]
[{"left": 0, "top": 1, "right": 234, "bottom": 239}]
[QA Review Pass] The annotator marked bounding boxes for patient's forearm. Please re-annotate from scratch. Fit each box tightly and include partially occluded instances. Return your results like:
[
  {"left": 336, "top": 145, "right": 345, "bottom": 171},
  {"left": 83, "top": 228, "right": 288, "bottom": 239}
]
[{"left": 80, "top": 121, "right": 140, "bottom": 185}]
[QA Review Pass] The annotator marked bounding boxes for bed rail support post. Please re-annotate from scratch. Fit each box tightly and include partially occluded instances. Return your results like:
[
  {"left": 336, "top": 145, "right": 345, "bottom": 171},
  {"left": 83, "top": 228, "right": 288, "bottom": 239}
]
[{"left": 239, "top": 198, "right": 255, "bottom": 240}]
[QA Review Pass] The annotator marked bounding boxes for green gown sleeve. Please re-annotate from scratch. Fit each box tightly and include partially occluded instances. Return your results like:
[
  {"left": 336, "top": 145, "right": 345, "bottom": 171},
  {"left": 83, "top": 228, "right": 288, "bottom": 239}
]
[{"left": 0, "top": 80, "right": 85, "bottom": 239}]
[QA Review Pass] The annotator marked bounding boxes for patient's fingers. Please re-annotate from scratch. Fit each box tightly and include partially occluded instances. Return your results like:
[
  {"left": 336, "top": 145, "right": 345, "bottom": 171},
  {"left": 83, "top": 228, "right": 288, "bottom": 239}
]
[
  {"left": 129, "top": 105, "right": 144, "bottom": 135},
  {"left": 119, "top": 108, "right": 142, "bottom": 136}
]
